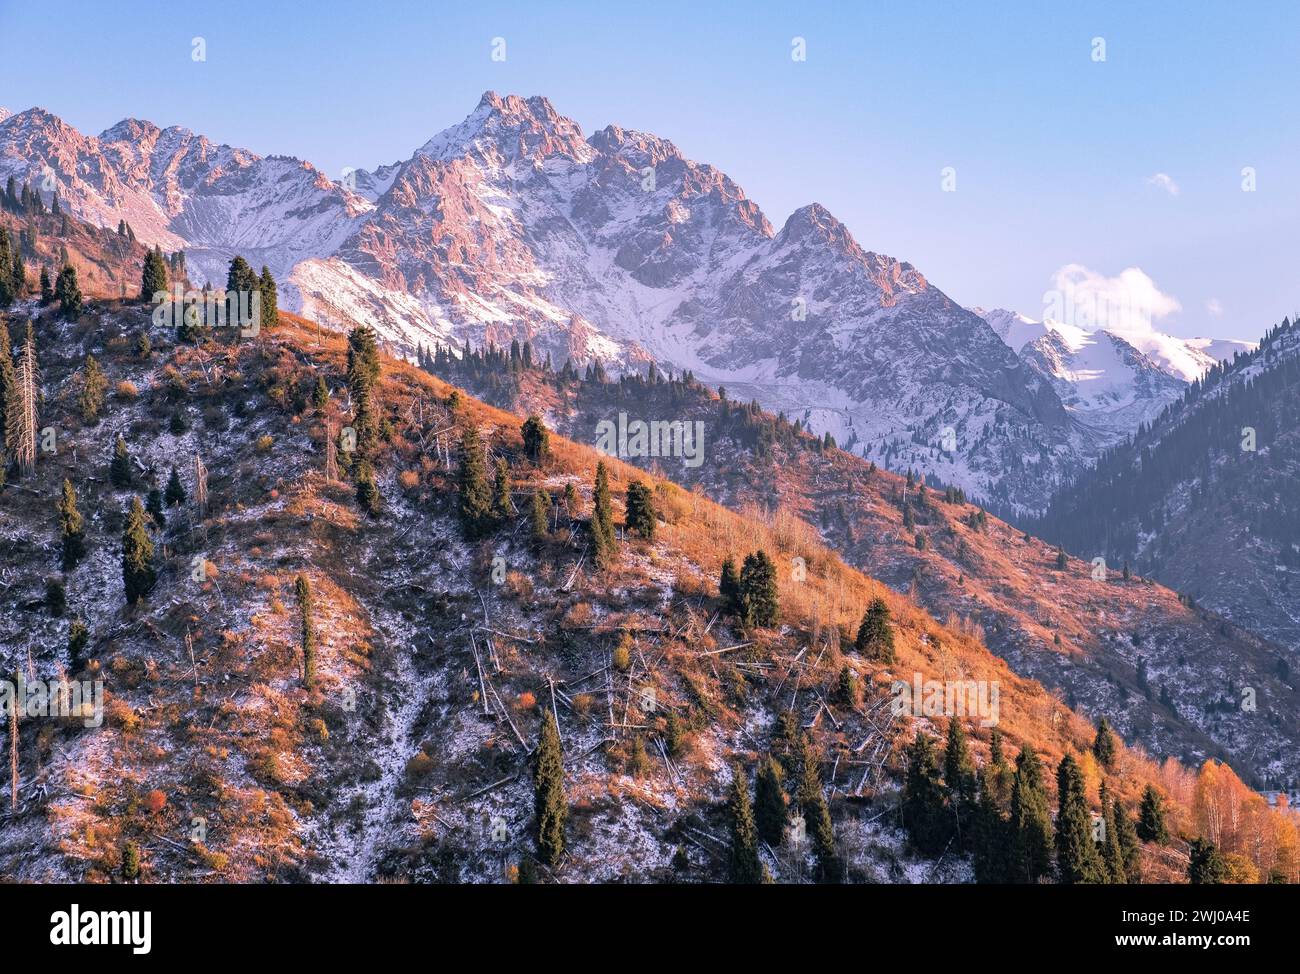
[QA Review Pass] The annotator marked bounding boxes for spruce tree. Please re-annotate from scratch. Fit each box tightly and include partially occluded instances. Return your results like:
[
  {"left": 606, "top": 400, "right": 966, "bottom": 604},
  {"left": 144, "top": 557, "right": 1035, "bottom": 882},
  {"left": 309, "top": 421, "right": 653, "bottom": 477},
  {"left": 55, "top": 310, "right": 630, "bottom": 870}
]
[
  {"left": 855, "top": 597, "right": 895, "bottom": 662},
  {"left": 533, "top": 710, "right": 567, "bottom": 866},
  {"left": 971, "top": 763, "right": 1009, "bottom": 882},
  {"left": 121, "top": 496, "right": 156, "bottom": 605},
  {"left": 902, "top": 731, "right": 951, "bottom": 855},
  {"left": 1136, "top": 784, "right": 1169, "bottom": 844},
  {"left": 1054, "top": 753, "right": 1106, "bottom": 884},
  {"left": 795, "top": 734, "right": 841, "bottom": 882},
  {"left": 346, "top": 324, "right": 381, "bottom": 452},
  {"left": 67, "top": 618, "right": 89, "bottom": 672},
  {"left": 1188, "top": 838, "right": 1227, "bottom": 884},
  {"left": 590, "top": 461, "right": 616, "bottom": 569},
  {"left": 456, "top": 426, "right": 494, "bottom": 538},
  {"left": 728, "top": 762, "right": 767, "bottom": 884},
  {"left": 624, "top": 480, "right": 656, "bottom": 540},
  {"left": 77, "top": 354, "right": 107, "bottom": 423},
  {"left": 57, "top": 478, "right": 85, "bottom": 570},
  {"left": 738, "top": 550, "right": 779, "bottom": 627},
  {"left": 110, "top": 436, "right": 133, "bottom": 487},
  {"left": 225, "top": 255, "right": 257, "bottom": 295},
  {"left": 1009, "top": 745, "right": 1053, "bottom": 883},
  {"left": 492, "top": 457, "right": 512, "bottom": 519},
  {"left": 1092, "top": 717, "right": 1117, "bottom": 770},
  {"left": 944, "top": 719, "right": 977, "bottom": 847},
  {"left": 835, "top": 665, "right": 858, "bottom": 708},
  {"left": 55, "top": 264, "right": 82, "bottom": 319},
  {"left": 38, "top": 266, "right": 52, "bottom": 305},
  {"left": 258, "top": 266, "right": 277, "bottom": 330},
  {"left": 140, "top": 248, "right": 168, "bottom": 300},
  {"left": 528, "top": 489, "right": 551, "bottom": 545},
  {"left": 311, "top": 375, "right": 329, "bottom": 411},
  {"left": 1099, "top": 781, "right": 1126, "bottom": 883},
  {"left": 295, "top": 574, "right": 316, "bottom": 689},
  {"left": 754, "top": 754, "right": 786, "bottom": 848},
  {"left": 719, "top": 556, "right": 741, "bottom": 615},
  {"left": 521, "top": 413, "right": 550, "bottom": 464},
  {"left": 164, "top": 465, "right": 186, "bottom": 507},
  {"left": 354, "top": 459, "right": 382, "bottom": 516},
  {"left": 1113, "top": 795, "right": 1143, "bottom": 882}
]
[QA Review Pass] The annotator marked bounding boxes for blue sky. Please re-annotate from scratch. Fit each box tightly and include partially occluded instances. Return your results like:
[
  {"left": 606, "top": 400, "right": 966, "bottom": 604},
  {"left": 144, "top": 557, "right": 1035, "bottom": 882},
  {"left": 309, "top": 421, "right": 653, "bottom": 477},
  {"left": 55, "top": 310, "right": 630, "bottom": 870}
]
[{"left": 2, "top": 0, "right": 1295, "bottom": 341}]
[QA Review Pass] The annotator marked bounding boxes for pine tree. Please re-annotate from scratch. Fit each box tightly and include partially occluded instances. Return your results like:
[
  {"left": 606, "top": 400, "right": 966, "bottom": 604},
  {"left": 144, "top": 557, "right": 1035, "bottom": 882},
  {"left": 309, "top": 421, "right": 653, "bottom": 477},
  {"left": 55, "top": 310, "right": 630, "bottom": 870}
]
[
  {"left": 521, "top": 413, "right": 550, "bottom": 464},
  {"left": 258, "top": 266, "right": 277, "bottom": 330},
  {"left": 295, "top": 574, "right": 316, "bottom": 689},
  {"left": 1009, "top": 745, "right": 1053, "bottom": 883},
  {"left": 738, "top": 550, "right": 779, "bottom": 627},
  {"left": 624, "top": 480, "right": 656, "bottom": 540},
  {"left": 77, "top": 354, "right": 107, "bottom": 423},
  {"left": 1188, "top": 838, "right": 1228, "bottom": 884},
  {"left": 719, "top": 556, "right": 741, "bottom": 615},
  {"left": 1054, "top": 754, "right": 1106, "bottom": 884},
  {"left": 1092, "top": 717, "right": 1117, "bottom": 770},
  {"left": 225, "top": 255, "right": 257, "bottom": 295},
  {"left": 110, "top": 436, "right": 132, "bottom": 487},
  {"left": 944, "top": 719, "right": 977, "bottom": 847},
  {"left": 1136, "top": 784, "right": 1169, "bottom": 844},
  {"left": 533, "top": 710, "right": 567, "bottom": 866},
  {"left": 835, "top": 665, "right": 858, "bottom": 708},
  {"left": 55, "top": 264, "right": 82, "bottom": 319},
  {"left": 854, "top": 597, "right": 895, "bottom": 662},
  {"left": 38, "top": 266, "right": 52, "bottom": 305},
  {"left": 311, "top": 375, "right": 329, "bottom": 411},
  {"left": 346, "top": 324, "right": 381, "bottom": 452},
  {"left": 140, "top": 247, "right": 168, "bottom": 300},
  {"left": 136, "top": 331, "right": 151, "bottom": 359},
  {"left": 146, "top": 487, "right": 165, "bottom": 528},
  {"left": 121, "top": 496, "right": 156, "bottom": 605},
  {"left": 971, "top": 763, "right": 1009, "bottom": 882},
  {"left": 902, "top": 730, "right": 951, "bottom": 855},
  {"left": 1099, "top": 781, "right": 1125, "bottom": 883},
  {"left": 754, "top": 754, "right": 786, "bottom": 848},
  {"left": 528, "top": 489, "right": 551, "bottom": 545},
  {"left": 354, "top": 459, "right": 382, "bottom": 517},
  {"left": 0, "top": 323, "right": 16, "bottom": 453},
  {"left": 492, "top": 457, "right": 513, "bottom": 519},
  {"left": 1055, "top": 545, "right": 1068, "bottom": 570},
  {"left": 795, "top": 734, "right": 841, "bottom": 882},
  {"left": 728, "top": 762, "right": 767, "bottom": 884},
  {"left": 590, "top": 460, "right": 616, "bottom": 569},
  {"left": 456, "top": 426, "right": 494, "bottom": 538},
  {"left": 164, "top": 465, "right": 186, "bottom": 507},
  {"left": 57, "top": 478, "right": 85, "bottom": 570}
]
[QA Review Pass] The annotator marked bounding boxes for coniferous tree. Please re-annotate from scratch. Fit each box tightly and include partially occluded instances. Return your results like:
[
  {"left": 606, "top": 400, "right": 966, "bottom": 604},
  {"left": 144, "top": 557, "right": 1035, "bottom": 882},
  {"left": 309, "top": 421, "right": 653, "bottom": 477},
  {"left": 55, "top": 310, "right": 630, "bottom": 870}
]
[
  {"left": 1113, "top": 795, "right": 1143, "bottom": 882},
  {"left": 38, "top": 266, "right": 52, "bottom": 305},
  {"left": 533, "top": 710, "right": 567, "bottom": 866},
  {"left": 971, "top": 763, "right": 1009, "bottom": 882},
  {"left": 835, "top": 665, "right": 858, "bottom": 708},
  {"left": 456, "top": 426, "right": 494, "bottom": 538},
  {"left": 354, "top": 459, "right": 382, "bottom": 516},
  {"left": 795, "top": 733, "right": 841, "bottom": 882},
  {"left": 164, "top": 465, "right": 186, "bottom": 507},
  {"left": 854, "top": 597, "right": 895, "bottom": 662},
  {"left": 295, "top": 574, "right": 316, "bottom": 688},
  {"left": 121, "top": 497, "right": 156, "bottom": 605},
  {"left": 67, "top": 618, "right": 89, "bottom": 672},
  {"left": 57, "top": 478, "right": 85, "bottom": 570},
  {"left": 1099, "top": 781, "right": 1125, "bottom": 883},
  {"left": 754, "top": 754, "right": 786, "bottom": 848},
  {"left": 258, "top": 266, "right": 277, "bottom": 330},
  {"left": 110, "top": 436, "right": 133, "bottom": 487},
  {"left": 944, "top": 719, "right": 978, "bottom": 847},
  {"left": 719, "top": 556, "right": 741, "bottom": 615},
  {"left": 0, "top": 324, "right": 16, "bottom": 453},
  {"left": 225, "top": 255, "right": 257, "bottom": 295},
  {"left": 140, "top": 248, "right": 168, "bottom": 300},
  {"left": 728, "top": 762, "right": 768, "bottom": 884},
  {"left": 1054, "top": 754, "right": 1106, "bottom": 884},
  {"left": 55, "top": 264, "right": 82, "bottom": 319},
  {"left": 528, "top": 489, "right": 551, "bottom": 545},
  {"left": 492, "top": 457, "right": 512, "bottom": 519},
  {"left": 520, "top": 413, "right": 550, "bottom": 464},
  {"left": 77, "top": 354, "right": 107, "bottom": 423},
  {"left": 739, "top": 550, "right": 779, "bottom": 627},
  {"left": 1136, "top": 784, "right": 1169, "bottom": 844},
  {"left": 1009, "top": 745, "right": 1053, "bottom": 883},
  {"left": 590, "top": 460, "right": 616, "bottom": 569},
  {"left": 902, "top": 730, "right": 951, "bottom": 855},
  {"left": 346, "top": 324, "right": 381, "bottom": 452},
  {"left": 624, "top": 480, "right": 656, "bottom": 540},
  {"left": 311, "top": 375, "right": 329, "bottom": 411},
  {"left": 146, "top": 487, "right": 165, "bottom": 528},
  {"left": 1092, "top": 717, "right": 1117, "bottom": 770},
  {"left": 1188, "top": 837, "right": 1227, "bottom": 884},
  {"left": 136, "top": 331, "right": 151, "bottom": 359}
]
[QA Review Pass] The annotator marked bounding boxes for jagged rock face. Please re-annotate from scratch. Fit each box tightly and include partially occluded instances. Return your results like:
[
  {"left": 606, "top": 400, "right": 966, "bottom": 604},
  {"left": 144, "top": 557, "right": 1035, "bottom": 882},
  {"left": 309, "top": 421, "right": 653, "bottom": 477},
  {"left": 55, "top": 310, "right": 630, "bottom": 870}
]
[{"left": 0, "top": 93, "right": 1095, "bottom": 511}]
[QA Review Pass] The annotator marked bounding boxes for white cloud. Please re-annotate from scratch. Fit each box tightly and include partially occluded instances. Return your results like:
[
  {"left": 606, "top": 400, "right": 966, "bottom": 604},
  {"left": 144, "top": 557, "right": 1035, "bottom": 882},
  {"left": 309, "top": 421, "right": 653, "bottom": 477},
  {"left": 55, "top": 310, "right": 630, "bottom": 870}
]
[
  {"left": 1043, "top": 264, "right": 1181, "bottom": 335},
  {"left": 1206, "top": 298, "right": 1224, "bottom": 317},
  {"left": 1146, "top": 172, "right": 1180, "bottom": 196}
]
